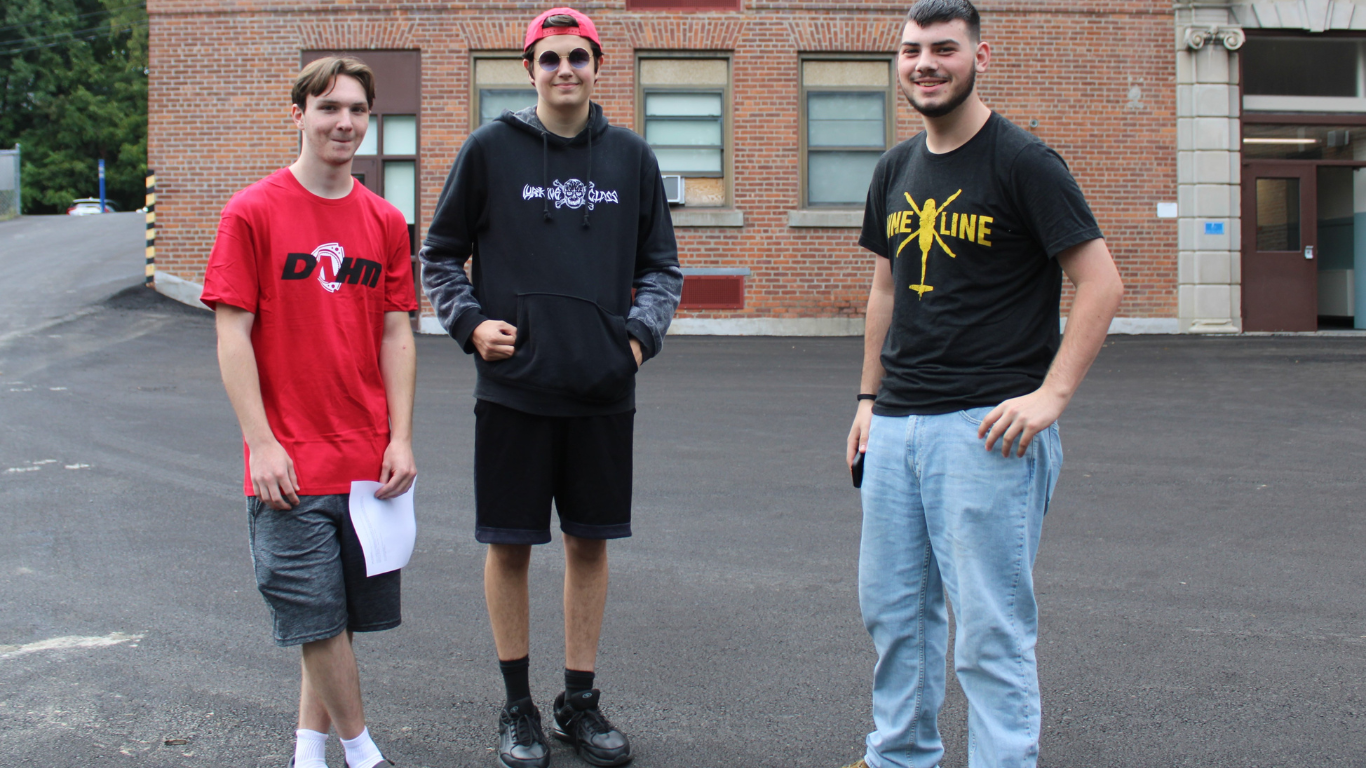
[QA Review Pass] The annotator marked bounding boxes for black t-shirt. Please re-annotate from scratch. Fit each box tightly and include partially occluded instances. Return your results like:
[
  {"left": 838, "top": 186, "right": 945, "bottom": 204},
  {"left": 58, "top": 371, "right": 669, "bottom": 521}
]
[{"left": 859, "top": 112, "right": 1102, "bottom": 416}]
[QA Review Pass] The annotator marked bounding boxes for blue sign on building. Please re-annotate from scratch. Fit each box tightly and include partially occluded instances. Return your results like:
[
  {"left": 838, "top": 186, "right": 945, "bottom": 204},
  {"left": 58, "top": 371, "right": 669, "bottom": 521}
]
[{"left": 1204, "top": 221, "right": 1225, "bottom": 236}]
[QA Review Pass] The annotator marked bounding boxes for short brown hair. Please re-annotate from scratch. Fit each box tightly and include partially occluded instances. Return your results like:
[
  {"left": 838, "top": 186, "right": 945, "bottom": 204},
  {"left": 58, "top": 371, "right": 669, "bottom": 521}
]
[{"left": 292, "top": 56, "right": 376, "bottom": 111}]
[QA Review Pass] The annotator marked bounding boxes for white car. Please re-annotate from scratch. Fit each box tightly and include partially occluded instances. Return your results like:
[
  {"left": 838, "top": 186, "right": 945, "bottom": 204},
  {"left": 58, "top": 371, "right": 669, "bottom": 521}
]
[{"left": 67, "top": 198, "right": 118, "bottom": 215}]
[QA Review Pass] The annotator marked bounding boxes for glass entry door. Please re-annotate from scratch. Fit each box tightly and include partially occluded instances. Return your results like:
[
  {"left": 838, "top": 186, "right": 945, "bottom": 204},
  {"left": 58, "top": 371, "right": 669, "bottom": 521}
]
[{"left": 1241, "top": 163, "right": 1318, "bottom": 331}]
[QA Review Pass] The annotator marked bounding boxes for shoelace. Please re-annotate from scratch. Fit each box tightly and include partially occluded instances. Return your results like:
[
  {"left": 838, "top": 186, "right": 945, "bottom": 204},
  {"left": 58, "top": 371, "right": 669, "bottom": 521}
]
[
  {"left": 574, "top": 707, "right": 613, "bottom": 737},
  {"left": 511, "top": 710, "right": 541, "bottom": 746}
]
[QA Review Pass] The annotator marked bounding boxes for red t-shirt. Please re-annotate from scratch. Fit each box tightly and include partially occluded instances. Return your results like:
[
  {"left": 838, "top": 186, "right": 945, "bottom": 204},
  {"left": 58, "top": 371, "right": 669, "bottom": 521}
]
[{"left": 201, "top": 168, "right": 418, "bottom": 496}]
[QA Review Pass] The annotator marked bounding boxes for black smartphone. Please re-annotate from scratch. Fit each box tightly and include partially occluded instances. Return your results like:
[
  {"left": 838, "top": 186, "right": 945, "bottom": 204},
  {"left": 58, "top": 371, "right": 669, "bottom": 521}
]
[{"left": 851, "top": 451, "right": 865, "bottom": 489}]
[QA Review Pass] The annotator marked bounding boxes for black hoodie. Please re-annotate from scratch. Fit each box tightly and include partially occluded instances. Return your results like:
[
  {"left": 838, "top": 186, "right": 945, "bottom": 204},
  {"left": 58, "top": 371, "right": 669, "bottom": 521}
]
[{"left": 420, "top": 103, "right": 683, "bottom": 417}]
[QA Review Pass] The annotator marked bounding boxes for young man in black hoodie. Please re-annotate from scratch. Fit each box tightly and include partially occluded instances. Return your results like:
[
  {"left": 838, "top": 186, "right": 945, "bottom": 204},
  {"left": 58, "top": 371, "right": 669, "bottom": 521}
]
[{"left": 420, "top": 8, "right": 681, "bottom": 768}]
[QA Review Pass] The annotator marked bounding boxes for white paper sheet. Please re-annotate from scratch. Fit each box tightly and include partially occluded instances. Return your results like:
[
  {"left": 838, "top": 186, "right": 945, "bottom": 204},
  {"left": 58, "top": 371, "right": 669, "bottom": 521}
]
[{"left": 348, "top": 480, "right": 417, "bottom": 577}]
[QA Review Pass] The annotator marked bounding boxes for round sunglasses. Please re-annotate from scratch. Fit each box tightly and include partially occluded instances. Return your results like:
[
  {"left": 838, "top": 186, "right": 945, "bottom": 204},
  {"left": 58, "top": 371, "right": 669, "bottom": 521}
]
[{"left": 537, "top": 47, "right": 593, "bottom": 72}]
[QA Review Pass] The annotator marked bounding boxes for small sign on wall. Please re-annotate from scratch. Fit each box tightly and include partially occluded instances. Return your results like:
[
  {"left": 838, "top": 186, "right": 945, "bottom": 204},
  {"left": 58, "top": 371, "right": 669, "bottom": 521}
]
[
  {"left": 1156, "top": 202, "right": 1177, "bottom": 218},
  {"left": 1204, "top": 221, "right": 1225, "bottom": 235}
]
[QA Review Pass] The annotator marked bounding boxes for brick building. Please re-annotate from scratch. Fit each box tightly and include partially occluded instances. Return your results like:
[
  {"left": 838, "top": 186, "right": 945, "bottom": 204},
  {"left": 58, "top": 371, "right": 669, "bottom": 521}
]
[{"left": 145, "top": 1, "right": 1366, "bottom": 334}]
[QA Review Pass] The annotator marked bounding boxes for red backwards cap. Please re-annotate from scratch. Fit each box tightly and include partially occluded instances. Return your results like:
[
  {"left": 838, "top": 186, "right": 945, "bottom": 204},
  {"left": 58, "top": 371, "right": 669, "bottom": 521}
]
[{"left": 523, "top": 7, "right": 601, "bottom": 52}]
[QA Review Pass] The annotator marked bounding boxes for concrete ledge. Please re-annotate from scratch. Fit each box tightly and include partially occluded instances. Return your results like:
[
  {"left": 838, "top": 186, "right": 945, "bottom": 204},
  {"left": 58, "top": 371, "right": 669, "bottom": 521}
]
[
  {"left": 154, "top": 272, "right": 210, "bottom": 311},
  {"left": 669, "top": 317, "right": 864, "bottom": 336},
  {"left": 418, "top": 316, "right": 447, "bottom": 335},
  {"left": 1184, "top": 319, "right": 1240, "bottom": 334},
  {"left": 1109, "top": 317, "right": 1181, "bottom": 334},
  {"left": 671, "top": 209, "right": 744, "bottom": 227},
  {"left": 786, "top": 209, "right": 862, "bottom": 228},
  {"left": 1060, "top": 317, "right": 1181, "bottom": 334},
  {"left": 1242, "top": 330, "right": 1366, "bottom": 337}
]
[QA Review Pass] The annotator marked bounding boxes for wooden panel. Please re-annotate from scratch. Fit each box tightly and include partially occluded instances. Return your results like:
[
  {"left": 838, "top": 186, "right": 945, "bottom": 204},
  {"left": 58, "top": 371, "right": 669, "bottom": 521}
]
[
  {"left": 350, "top": 157, "right": 380, "bottom": 195},
  {"left": 680, "top": 275, "right": 744, "bottom": 309},
  {"left": 684, "top": 177, "right": 725, "bottom": 206},
  {"left": 476, "top": 58, "right": 529, "bottom": 87},
  {"left": 301, "top": 50, "right": 420, "bottom": 114},
  {"left": 640, "top": 58, "right": 729, "bottom": 86},
  {"left": 802, "top": 60, "right": 890, "bottom": 87}
]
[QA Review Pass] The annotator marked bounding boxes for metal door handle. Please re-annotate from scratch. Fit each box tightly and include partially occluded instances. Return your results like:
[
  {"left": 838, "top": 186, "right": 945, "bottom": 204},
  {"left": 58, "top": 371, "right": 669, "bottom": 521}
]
[{"left": 1305, "top": 245, "right": 1314, "bottom": 260}]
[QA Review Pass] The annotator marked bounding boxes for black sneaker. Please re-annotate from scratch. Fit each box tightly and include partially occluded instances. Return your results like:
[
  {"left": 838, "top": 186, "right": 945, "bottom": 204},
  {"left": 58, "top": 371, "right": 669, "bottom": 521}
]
[
  {"left": 550, "top": 689, "right": 632, "bottom": 767},
  {"left": 498, "top": 697, "right": 550, "bottom": 768}
]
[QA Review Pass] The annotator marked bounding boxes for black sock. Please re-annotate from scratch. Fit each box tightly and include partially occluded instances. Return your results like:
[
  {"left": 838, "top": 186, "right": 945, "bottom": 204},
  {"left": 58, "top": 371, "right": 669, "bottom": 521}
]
[
  {"left": 565, "top": 668, "right": 595, "bottom": 698},
  {"left": 500, "top": 656, "right": 531, "bottom": 705}
]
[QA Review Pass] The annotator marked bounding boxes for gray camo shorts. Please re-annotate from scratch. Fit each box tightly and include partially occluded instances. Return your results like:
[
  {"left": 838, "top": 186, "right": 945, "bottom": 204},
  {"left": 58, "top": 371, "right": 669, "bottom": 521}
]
[{"left": 247, "top": 494, "right": 401, "bottom": 647}]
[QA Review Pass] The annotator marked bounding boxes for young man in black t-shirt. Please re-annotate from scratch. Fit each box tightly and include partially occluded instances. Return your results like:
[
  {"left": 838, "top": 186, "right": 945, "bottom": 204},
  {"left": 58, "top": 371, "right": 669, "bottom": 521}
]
[{"left": 841, "top": 2, "right": 1123, "bottom": 767}]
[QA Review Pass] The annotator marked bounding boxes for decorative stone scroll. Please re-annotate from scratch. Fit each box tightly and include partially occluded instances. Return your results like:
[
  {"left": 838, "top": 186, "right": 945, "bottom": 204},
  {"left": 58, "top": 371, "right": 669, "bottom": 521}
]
[{"left": 1181, "top": 25, "right": 1246, "bottom": 51}]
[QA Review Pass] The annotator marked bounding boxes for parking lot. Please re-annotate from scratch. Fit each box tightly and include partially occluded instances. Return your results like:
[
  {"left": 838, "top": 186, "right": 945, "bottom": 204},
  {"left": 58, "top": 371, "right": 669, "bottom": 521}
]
[{"left": 1, "top": 214, "right": 1364, "bottom": 767}]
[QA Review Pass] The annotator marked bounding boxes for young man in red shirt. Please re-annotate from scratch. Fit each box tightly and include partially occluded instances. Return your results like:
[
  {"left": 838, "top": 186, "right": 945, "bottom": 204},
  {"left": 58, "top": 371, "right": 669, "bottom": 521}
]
[
  {"left": 422, "top": 7, "right": 681, "bottom": 768},
  {"left": 201, "top": 57, "right": 417, "bottom": 768}
]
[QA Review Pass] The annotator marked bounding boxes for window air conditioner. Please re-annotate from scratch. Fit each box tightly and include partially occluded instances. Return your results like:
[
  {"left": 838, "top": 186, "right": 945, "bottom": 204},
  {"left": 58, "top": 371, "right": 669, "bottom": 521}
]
[{"left": 661, "top": 175, "right": 685, "bottom": 205}]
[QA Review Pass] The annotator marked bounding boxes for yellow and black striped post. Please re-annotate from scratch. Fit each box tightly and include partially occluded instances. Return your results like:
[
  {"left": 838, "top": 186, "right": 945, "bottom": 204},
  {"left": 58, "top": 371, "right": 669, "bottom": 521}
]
[{"left": 145, "top": 170, "right": 156, "bottom": 287}]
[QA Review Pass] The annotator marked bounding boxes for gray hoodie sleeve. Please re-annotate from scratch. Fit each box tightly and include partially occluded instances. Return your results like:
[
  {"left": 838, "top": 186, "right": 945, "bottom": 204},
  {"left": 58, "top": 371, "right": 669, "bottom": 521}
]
[
  {"left": 420, "top": 135, "right": 489, "bottom": 354},
  {"left": 624, "top": 151, "right": 683, "bottom": 362},
  {"left": 627, "top": 267, "right": 682, "bottom": 362}
]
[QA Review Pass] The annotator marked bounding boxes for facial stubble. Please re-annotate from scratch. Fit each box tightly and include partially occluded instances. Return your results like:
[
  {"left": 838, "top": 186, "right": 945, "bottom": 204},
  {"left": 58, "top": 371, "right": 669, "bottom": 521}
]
[{"left": 903, "top": 66, "right": 976, "bottom": 119}]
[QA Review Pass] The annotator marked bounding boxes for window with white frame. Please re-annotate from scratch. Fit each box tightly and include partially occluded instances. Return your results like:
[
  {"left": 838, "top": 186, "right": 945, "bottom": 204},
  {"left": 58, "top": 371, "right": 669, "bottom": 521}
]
[
  {"left": 637, "top": 56, "right": 730, "bottom": 207},
  {"left": 801, "top": 58, "right": 894, "bottom": 207}
]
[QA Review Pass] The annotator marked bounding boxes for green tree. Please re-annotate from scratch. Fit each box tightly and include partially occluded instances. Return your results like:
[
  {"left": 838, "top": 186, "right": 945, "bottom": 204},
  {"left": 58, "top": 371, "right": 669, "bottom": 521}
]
[{"left": 0, "top": 0, "right": 147, "bottom": 214}]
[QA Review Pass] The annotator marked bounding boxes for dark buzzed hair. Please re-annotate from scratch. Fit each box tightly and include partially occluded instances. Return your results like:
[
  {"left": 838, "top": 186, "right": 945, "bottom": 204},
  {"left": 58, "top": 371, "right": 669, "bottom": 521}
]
[
  {"left": 906, "top": 0, "right": 981, "bottom": 42},
  {"left": 292, "top": 56, "right": 376, "bottom": 111}
]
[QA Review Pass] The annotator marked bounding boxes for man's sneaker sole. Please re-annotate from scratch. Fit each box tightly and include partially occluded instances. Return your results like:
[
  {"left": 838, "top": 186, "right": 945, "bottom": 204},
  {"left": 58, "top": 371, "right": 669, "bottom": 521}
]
[
  {"left": 549, "top": 723, "right": 633, "bottom": 767},
  {"left": 498, "top": 750, "right": 549, "bottom": 768}
]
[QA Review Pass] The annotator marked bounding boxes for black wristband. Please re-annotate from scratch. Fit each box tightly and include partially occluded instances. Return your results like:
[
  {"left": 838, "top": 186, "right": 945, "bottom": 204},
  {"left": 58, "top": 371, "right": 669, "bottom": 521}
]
[{"left": 857, "top": 394, "right": 877, "bottom": 402}]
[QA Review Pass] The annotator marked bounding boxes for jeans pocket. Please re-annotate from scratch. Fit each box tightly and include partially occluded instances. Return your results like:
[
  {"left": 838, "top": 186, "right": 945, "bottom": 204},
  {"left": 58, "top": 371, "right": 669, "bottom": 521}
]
[{"left": 957, "top": 406, "right": 994, "bottom": 426}]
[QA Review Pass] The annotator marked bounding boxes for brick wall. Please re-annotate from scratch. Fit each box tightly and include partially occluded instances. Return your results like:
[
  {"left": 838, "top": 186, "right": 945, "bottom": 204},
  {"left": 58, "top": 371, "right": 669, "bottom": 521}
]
[{"left": 147, "top": 0, "right": 1177, "bottom": 325}]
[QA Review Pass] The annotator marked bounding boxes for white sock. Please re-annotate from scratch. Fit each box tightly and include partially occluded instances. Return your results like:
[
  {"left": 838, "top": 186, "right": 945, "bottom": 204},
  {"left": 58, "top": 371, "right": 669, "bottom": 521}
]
[
  {"left": 341, "top": 727, "right": 385, "bottom": 768},
  {"left": 293, "top": 729, "right": 328, "bottom": 768}
]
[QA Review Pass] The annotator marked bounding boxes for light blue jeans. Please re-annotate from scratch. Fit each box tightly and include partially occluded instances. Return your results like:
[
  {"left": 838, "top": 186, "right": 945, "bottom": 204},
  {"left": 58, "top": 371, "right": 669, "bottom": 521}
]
[{"left": 859, "top": 407, "right": 1062, "bottom": 768}]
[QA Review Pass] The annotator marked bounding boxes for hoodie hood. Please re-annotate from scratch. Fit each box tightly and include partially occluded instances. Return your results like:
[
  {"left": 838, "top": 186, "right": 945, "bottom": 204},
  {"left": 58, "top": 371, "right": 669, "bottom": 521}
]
[
  {"left": 499, "top": 103, "right": 610, "bottom": 227},
  {"left": 500, "top": 101, "right": 610, "bottom": 143}
]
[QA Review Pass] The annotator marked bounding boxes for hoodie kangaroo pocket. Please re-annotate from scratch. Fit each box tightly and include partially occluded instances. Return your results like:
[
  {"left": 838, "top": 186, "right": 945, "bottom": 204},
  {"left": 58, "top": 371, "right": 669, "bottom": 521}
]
[{"left": 486, "top": 292, "right": 636, "bottom": 403}]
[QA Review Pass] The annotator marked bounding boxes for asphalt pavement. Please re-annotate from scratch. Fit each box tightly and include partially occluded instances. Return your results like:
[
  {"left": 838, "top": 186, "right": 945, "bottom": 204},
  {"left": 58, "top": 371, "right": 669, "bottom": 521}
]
[
  {"left": 0, "top": 213, "right": 147, "bottom": 343},
  {"left": 1, "top": 216, "right": 1364, "bottom": 767}
]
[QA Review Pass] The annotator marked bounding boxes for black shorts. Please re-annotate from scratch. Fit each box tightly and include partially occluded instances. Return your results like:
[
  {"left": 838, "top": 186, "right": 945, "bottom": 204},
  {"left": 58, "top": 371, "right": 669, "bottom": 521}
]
[
  {"left": 474, "top": 399, "right": 633, "bottom": 545},
  {"left": 246, "top": 495, "right": 401, "bottom": 647}
]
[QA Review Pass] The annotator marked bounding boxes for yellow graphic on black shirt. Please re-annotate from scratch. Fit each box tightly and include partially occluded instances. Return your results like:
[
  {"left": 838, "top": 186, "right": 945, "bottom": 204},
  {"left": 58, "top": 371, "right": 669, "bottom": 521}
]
[{"left": 886, "top": 190, "right": 995, "bottom": 299}]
